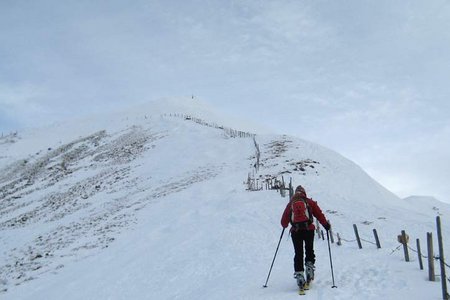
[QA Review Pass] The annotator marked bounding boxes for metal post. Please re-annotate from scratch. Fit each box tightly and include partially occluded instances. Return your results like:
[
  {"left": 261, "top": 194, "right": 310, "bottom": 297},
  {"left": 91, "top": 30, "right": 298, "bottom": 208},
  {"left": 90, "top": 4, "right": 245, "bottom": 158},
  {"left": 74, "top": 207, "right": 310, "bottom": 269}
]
[
  {"left": 436, "top": 216, "right": 448, "bottom": 299},
  {"left": 428, "top": 232, "right": 435, "bottom": 281},
  {"left": 373, "top": 229, "right": 381, "bottom": 249},
  {"left": 316, "top": 219, "right": 320, "bottom": 237},
  {"left": 401, "top": 230, "right": 410, "bottom": 262},
  {"left": 329, "top": 226, "right": 335, "bottom": 244},
  {"left": 353, "top": 224, "right": 362, "bottom": 249},
  {"left": 289, "top": 178, "right": 293, "bottom": 199},
  {"left": 416, "top": 238, "right": 423, "bottom": 270}
]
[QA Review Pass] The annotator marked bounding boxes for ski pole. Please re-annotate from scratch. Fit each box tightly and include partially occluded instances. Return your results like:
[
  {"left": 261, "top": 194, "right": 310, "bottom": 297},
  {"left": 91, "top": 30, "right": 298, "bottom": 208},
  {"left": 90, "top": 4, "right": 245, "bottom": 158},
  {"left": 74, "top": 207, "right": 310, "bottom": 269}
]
[
  {"left": 263, "top": 227, "right": 285, "bottom": 288},
  {"left": 326, "top": 230, "right": 338, "bottom": 288}
]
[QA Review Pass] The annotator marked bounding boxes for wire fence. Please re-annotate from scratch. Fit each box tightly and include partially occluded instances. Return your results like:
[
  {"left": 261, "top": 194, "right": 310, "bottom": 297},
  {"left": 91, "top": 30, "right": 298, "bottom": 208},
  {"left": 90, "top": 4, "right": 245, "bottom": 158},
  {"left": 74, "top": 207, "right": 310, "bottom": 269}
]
[
  {"left": 344, "top": 219, "right": 450, "bottom": 299},
  {"left": 360, "top": 237, "right": 378, "bottom": 246},
  {"left": 406, "top": 245, "right": 450, "bottom": 270},
  {"left": 163, "top": 113, "right": 256, "bottom": 138},
  {"left": 333, "top": 233, "right": 377, "bottom": 246}
]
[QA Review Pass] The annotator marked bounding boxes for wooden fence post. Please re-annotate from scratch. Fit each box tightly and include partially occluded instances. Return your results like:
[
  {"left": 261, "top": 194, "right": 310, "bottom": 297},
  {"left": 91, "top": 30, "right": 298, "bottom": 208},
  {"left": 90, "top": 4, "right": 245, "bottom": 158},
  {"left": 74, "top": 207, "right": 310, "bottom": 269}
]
[
  {"left": 353, "top": 224, "right": 362, "bottom": 249},
  {"left": 416, "top": 238, "right": 424, "bottom": 270},
  {"left": 436, "top": 216, "right": 448, "bottom": 299},
  {"left": 288, "top": 178, "right": 293, "bottom": 199},
  {"left": 316, "top": 219, "right": 320, "bottom": 237},
  {"left": 401, "top": 230, "right": 410, "bottom": 262},
  {"left": 373, "top": 229, "right": 381, "bottom": 249},
  {"left": 428, "top": 232, "right": 436, "bottom": 281},
  {"left": 337, "top": 233, "right": 342, "bottom": 246},
  {"left": 329, "top": 227, "right": 335, "bottom": 244}
]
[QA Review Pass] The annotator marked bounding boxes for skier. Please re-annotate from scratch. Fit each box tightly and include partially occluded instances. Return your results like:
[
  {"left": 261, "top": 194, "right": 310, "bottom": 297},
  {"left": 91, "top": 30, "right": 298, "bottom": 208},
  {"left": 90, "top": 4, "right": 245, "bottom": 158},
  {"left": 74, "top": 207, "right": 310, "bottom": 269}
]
[{"left": 280, "top": 185, "right": 330, "bottom": 292}]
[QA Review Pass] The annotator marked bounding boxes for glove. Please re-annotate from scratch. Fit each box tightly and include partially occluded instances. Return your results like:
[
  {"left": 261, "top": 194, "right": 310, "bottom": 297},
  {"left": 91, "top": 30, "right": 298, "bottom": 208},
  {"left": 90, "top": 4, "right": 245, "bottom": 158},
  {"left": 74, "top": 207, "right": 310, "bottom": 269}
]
[{"left": 323, "top": 222, "right": 331, "bottom": 231}]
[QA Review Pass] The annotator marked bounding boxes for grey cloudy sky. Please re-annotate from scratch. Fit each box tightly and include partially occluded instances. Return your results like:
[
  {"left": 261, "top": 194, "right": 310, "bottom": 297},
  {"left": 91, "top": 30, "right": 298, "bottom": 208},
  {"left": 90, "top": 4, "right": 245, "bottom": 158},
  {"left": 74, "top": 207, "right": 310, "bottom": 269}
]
[{"left": 1, "top": 0, "right": 450, "bottom": 202}]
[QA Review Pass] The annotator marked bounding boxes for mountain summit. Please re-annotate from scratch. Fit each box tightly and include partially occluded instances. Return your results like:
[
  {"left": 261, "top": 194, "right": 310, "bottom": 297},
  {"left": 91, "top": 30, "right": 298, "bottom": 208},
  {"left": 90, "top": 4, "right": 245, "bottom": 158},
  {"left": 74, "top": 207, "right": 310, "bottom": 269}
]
[{"left": 1, "top": 98, "right": 448, "bottom": 299}]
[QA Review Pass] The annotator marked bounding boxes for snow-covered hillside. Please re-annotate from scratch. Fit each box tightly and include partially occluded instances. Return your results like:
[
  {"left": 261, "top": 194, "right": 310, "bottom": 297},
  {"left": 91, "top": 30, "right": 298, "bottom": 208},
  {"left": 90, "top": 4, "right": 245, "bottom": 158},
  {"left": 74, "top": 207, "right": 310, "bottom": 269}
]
[{"left": 1, "top": 98, "right": 449, "bottom": 299}]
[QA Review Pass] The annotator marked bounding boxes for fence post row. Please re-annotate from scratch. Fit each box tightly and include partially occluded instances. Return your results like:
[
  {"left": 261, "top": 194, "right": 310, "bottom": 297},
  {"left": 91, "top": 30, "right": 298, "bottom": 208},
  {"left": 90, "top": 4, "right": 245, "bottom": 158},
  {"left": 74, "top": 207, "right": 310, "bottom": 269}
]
[{"left": 169, "top": 113, "right": 256, "bottom": 139}]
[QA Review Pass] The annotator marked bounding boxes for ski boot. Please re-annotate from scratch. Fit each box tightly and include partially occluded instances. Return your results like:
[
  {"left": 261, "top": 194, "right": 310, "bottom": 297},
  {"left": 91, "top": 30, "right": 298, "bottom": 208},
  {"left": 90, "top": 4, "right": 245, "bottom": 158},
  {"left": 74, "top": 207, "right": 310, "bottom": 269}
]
[
  {"left": 294, "top": 271, "right": 306, "bottom": 295},
  {"left": 305, "top": 261, "right": 315, "bottom": 283}
]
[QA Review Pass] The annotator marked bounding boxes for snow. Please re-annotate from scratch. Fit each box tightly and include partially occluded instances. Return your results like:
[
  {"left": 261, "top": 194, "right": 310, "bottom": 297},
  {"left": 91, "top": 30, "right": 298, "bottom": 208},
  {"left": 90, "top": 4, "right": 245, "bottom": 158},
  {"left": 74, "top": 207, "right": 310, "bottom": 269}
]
[{"left": 1, "top": 98, "right": 449, "bottom": 299}]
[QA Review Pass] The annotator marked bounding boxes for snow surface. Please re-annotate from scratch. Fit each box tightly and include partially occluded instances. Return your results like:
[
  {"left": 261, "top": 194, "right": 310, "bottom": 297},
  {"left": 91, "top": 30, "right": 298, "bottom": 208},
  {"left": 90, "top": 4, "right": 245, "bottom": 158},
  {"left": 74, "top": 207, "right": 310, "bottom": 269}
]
[{"left": 1, "top": 98, "right": 450, "bottom": 299}]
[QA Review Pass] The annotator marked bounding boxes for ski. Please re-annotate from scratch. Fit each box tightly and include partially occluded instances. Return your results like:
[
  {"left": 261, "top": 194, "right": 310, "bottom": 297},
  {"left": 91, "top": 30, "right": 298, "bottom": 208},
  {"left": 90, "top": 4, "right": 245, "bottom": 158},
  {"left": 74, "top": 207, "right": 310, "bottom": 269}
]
[{"left": 298, "top": 288, "right": 305, "bottom": 295}]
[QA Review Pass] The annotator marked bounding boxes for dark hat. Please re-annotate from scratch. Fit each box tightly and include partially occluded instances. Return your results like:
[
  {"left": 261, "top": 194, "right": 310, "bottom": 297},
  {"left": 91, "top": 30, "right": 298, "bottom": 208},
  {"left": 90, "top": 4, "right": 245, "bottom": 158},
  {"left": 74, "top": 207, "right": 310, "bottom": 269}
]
[{"left": 295, "top": 185, "right": 306, "bottom": 194}]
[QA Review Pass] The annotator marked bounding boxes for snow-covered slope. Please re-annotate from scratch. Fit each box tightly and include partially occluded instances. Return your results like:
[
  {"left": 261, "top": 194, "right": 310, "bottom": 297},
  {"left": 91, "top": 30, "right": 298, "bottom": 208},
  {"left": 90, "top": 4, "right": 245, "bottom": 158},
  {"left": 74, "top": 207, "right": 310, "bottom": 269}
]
[{"left": 1, "top": 98, "right": 449, "bottom": 299}]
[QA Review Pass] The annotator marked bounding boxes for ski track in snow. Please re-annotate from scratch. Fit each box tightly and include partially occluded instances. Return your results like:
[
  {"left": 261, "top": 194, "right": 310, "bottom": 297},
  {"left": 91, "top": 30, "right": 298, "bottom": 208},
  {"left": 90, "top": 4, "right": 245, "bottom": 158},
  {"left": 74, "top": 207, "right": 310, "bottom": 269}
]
[{"left": 0, "top": 101, "right": 449, "bottom": 299}]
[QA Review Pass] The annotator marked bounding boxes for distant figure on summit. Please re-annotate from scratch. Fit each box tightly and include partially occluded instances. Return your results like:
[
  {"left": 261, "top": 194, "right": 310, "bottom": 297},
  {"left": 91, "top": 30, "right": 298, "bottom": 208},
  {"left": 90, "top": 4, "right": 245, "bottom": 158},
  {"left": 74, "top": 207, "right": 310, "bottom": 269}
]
[{"left": 280, "top": 185, "right": 330, "bottom": 291}]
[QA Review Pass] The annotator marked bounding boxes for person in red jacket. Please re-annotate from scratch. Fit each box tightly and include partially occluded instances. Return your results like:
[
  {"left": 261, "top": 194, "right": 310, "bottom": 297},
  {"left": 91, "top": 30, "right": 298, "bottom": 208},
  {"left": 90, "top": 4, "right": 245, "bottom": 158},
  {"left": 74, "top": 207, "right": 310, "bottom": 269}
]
[{"left": 281, "top": 185, "right": 330, "bottom": 288}]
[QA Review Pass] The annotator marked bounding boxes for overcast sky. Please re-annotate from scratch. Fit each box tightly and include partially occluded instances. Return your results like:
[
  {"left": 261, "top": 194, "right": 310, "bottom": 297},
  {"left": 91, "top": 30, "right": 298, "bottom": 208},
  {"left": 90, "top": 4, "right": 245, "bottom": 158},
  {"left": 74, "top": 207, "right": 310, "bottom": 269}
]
[{"left": 1, "top": 0, "right": 450, "bottom": 202}]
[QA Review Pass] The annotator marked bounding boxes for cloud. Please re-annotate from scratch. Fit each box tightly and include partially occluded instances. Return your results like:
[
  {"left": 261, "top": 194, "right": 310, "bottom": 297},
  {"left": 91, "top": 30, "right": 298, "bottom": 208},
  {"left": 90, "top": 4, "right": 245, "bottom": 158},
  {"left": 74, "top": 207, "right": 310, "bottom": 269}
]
[
  {"left": 1, "top": 0, "right": 450, "bottom": 202},
  {"left": 0, "top": 84, "right": 49, "bottom": 130}
]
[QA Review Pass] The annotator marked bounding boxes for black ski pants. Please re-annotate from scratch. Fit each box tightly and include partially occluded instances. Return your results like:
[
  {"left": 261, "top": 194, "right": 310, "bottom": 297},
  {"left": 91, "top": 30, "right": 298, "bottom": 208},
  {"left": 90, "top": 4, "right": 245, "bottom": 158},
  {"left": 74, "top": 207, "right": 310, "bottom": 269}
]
[{"left": 291, "top": 229, "right": 315, "bottom": 272}]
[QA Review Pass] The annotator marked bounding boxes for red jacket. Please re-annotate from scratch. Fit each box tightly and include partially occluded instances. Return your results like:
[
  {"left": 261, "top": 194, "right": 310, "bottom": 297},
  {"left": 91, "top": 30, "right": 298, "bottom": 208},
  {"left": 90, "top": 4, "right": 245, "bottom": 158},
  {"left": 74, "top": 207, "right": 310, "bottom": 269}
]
[{"left": 281, "top": 192, "right": 328, "bottom": 232}]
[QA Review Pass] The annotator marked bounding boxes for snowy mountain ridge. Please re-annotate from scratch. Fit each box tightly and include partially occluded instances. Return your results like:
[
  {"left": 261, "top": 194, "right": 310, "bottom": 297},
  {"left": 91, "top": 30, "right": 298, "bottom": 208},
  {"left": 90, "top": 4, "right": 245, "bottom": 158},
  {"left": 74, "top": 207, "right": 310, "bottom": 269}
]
[{"left": 1, "top": 98, "right": 449, "bottom": 299}]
